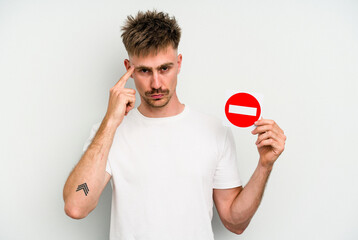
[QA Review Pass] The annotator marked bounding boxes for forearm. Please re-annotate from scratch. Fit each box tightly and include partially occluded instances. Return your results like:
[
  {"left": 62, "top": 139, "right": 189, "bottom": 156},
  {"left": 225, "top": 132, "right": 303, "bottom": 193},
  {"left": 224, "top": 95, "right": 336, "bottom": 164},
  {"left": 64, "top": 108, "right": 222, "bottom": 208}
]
[
  {"left": 63, "top": 117, "right": 117, "bottom": 218},
  {"left": 229, "top": 161, "right": 273, "bottom": 231}
]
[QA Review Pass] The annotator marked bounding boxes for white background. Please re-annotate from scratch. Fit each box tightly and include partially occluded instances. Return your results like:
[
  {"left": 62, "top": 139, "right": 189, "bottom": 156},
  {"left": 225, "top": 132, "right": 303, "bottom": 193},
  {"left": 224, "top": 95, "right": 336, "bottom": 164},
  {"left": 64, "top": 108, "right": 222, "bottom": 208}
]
[{"left": 1, "top": 0, "right": 357, "bottom": 239}]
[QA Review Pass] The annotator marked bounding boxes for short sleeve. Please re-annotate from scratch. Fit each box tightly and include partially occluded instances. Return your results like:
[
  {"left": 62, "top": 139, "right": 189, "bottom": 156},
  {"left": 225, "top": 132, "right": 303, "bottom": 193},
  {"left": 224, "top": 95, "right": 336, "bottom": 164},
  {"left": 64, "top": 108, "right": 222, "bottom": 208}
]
[
  {"left": 82, "top": 122, "right": 112, "bottom": 176},
  {"left": 213, "top": 127, "right": 242, "bottom": 189}
]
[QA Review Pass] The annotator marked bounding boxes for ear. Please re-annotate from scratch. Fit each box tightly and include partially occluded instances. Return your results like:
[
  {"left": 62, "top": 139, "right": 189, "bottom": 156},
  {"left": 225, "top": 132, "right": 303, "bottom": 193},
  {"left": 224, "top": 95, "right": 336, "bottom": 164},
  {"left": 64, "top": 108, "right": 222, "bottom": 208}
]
[
  {"left": 124, "top": 59, "right": 133, "bottom": 78},
  {"left": 177, "top": 54, "right": 182, "bottom": 74},
  {"left": 124, "top": 59, "right": 130, "bottom": 70}
]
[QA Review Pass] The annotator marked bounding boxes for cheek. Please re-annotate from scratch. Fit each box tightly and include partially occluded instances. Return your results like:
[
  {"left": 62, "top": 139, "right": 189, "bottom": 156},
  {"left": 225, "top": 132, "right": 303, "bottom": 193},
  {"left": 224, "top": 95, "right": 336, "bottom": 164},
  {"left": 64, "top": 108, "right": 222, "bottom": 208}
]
[
  {"left": 133, "top": 74, "right": 149, "bottom": 87},
  {"left": 167, "top": 72, "right": 178, "bottom": 87},
  {"left": 133, "top": 79, "right": 146, "bottom": 93}
]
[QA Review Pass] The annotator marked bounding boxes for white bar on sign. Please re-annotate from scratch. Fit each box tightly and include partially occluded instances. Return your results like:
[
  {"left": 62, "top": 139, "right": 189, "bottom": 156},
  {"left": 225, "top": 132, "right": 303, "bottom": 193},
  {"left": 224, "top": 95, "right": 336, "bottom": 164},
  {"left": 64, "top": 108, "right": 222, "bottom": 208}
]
[{"left": 229, "top": 105, "right": 257, "bottom": 116}]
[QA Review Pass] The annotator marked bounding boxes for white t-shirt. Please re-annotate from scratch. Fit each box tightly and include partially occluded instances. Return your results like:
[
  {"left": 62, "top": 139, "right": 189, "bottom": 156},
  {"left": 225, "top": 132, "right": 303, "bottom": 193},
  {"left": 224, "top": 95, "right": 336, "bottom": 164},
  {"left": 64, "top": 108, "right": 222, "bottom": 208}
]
[{"left": 82, "top": 105, "right": 242, "bottom": 240}]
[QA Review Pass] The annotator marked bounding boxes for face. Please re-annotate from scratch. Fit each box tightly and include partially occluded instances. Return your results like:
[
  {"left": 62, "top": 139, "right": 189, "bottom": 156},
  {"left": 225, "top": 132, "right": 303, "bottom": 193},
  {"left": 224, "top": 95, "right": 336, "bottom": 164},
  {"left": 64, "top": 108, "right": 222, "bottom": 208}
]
[{"left": 124, "top": 46, "right": 182, "bottom": 109}]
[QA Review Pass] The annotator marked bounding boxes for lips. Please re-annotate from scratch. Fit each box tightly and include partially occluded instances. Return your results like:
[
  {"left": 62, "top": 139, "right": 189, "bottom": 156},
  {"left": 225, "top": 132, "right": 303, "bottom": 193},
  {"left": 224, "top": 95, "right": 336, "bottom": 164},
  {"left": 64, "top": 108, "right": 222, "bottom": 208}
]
[{"left": 150, "top": 94, "right": 164, "bottom": 99}]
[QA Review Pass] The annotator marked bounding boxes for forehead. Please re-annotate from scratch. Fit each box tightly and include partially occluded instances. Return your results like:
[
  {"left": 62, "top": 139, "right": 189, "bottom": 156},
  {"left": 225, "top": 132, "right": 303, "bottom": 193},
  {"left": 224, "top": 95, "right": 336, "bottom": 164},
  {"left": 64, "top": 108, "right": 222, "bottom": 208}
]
[{"left": 129, "top": 46, "right": 178, "bottom": 68}]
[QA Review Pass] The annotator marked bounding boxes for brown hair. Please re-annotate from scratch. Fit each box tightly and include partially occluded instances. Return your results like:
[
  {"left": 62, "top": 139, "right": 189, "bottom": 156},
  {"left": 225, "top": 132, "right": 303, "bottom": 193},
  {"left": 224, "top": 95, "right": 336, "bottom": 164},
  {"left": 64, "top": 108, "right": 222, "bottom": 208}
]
[{"left": 121, "top": 9, "right": 181, "bottom": 57}]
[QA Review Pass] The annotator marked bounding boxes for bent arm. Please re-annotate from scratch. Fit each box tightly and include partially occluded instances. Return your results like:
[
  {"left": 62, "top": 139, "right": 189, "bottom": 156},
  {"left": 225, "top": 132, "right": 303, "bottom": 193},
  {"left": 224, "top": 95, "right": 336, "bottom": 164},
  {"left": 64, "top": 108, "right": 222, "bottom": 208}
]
[
  {"left": 228, "top": 161, "right": 272, "bottom": 233},
  {"left": 63, "top": 117, "right": 116, "bottom": 219}
]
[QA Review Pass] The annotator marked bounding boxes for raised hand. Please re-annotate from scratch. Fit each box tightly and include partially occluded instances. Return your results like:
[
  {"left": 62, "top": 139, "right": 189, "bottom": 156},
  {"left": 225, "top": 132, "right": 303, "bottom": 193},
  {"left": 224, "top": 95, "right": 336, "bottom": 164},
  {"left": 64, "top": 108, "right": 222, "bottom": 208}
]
[
  {"left": 251, "top": 119, "right": 286, "bottom": 169},
  {"left": 104, "top": 66, "right": 136, "bottom": 128}
]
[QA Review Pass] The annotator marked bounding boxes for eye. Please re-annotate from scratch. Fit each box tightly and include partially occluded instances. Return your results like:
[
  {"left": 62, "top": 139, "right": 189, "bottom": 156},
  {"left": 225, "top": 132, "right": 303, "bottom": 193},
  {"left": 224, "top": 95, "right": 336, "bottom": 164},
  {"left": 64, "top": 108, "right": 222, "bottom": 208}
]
[
  {"left": 161, "top": 66, "right": 169, "bottom": 71},
  {"left": 140, "top": 69, "right": 149, "bottom": 73}
]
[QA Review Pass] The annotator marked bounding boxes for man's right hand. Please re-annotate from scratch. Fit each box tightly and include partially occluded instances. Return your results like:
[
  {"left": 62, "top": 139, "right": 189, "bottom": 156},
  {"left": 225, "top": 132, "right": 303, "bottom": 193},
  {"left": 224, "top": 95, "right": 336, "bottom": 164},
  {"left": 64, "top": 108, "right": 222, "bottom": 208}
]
[
  {"left": 63, "top": 68, "right": 136, "bottom": 218},
  {"left": 105, "top": 66, "right": 136, "bottom": 127}
]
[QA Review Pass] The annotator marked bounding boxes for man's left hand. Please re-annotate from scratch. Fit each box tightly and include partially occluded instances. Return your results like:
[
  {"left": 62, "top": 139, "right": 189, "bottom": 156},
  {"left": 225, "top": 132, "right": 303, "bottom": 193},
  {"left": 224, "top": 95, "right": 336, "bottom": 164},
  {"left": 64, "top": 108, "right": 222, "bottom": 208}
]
[{"left": 251, "top": 119, "right": 286, "bottom": 169}]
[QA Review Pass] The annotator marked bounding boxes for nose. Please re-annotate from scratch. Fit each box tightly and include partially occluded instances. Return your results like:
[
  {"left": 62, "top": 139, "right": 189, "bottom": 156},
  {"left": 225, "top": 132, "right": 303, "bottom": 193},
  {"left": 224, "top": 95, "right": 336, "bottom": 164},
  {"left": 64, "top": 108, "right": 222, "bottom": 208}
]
[{"left": 150, "top": 71, "right": 162, "bottom": 89}]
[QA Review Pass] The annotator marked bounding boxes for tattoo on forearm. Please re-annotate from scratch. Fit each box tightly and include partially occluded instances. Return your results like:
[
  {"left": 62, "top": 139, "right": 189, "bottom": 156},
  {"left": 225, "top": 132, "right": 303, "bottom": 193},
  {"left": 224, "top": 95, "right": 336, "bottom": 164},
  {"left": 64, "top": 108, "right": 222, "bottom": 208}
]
[{"left": 76, "top": 183, "right": 89, "bottom": 196}]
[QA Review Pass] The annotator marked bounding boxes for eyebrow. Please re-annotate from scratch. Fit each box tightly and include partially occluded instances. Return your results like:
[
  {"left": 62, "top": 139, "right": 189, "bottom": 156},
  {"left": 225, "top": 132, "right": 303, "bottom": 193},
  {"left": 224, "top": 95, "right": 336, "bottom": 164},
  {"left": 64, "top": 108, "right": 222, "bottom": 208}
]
[{"left": 134, "top": 62, "right": 174, "bottom": 71}]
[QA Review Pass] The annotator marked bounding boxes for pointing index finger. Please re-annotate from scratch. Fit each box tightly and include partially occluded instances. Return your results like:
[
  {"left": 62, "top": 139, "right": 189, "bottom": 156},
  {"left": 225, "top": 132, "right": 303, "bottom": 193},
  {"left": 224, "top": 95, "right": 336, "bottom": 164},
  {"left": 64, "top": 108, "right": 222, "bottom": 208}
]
[{"left": 114, "top": 65, "right": 135, "bottom": 88}]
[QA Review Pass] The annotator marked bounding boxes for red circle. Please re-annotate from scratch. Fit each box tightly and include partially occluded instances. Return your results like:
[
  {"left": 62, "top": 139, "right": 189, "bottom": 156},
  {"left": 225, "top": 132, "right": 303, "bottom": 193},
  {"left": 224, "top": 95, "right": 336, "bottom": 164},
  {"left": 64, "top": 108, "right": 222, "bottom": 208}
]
[{"left": 225, "top": 93, "right": 261, "bottom": 128}]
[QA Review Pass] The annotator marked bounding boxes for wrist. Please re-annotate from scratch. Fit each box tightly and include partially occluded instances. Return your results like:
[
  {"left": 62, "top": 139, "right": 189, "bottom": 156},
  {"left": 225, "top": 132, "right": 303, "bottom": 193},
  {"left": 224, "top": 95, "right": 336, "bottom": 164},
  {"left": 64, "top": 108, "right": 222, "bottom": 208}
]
[
  {"left": 258, "top": 159, "right": 274, "bottom": 172},
  {"left": 102, "top": 115, "right": 120, "bottom": 130}
]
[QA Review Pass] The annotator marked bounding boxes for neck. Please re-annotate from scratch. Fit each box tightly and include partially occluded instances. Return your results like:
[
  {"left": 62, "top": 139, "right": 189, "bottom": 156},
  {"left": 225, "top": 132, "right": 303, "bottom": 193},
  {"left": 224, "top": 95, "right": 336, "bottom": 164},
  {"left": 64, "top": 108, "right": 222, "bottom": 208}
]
[{"left": 138, "top": 92, "right": 185, "bottom": 118}]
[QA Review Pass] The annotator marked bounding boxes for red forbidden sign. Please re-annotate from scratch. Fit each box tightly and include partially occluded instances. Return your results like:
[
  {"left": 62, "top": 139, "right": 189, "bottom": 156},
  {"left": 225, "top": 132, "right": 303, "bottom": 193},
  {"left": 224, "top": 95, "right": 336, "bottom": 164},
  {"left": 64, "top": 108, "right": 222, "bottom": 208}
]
[{"left": 225, "top": 92, "right": 261, "bottom": 128}]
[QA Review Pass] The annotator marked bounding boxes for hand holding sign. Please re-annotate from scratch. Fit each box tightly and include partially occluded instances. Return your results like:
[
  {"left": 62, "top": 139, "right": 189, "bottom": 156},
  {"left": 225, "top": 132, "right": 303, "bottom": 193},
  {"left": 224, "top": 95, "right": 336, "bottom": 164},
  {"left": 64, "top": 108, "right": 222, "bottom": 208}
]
[
  {"left": 251, "top": 119, "right": 286, "bottom": 169},
  {"left": 223, "top": 91, "right": 286, "bottom": 169}
]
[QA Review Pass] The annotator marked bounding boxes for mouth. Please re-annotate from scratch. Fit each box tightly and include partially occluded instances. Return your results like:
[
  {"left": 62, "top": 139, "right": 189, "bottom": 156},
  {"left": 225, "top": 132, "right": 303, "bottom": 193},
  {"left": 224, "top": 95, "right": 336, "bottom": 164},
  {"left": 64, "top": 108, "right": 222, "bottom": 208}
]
[{"left": 150, "top": 94, "right": 165, "bottom": 99}]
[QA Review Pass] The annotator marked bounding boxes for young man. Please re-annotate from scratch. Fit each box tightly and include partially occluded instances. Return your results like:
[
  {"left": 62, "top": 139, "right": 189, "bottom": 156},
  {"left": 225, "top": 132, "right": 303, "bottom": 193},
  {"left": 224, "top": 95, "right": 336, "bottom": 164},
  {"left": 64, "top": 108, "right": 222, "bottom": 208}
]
[{"left": 63, "top": 10, "right": 286, "bottom": 239}]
